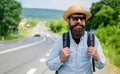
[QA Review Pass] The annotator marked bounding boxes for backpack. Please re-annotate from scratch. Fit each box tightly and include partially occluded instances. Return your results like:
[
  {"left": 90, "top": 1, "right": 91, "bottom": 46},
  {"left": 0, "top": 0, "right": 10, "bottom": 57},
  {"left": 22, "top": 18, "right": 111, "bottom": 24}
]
[{"left": 55, "top": 31, "right": 95, "bottom": 74}]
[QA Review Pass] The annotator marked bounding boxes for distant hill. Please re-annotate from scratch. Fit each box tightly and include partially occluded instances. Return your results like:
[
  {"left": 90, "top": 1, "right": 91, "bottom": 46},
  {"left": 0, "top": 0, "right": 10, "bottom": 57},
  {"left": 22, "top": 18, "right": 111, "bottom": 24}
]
[{"left": 21, "top": 8, "right": 64, "bottom": 20}]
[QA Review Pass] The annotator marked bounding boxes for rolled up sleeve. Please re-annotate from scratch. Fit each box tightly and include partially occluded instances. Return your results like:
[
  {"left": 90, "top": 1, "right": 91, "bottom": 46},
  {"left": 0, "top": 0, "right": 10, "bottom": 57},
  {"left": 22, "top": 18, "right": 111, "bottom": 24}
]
[
  {"left": 95, "top": 36, "right": 106, "bottom": 69},
  {"left": 46, "top": 56, "right": 63, "bottom": 70},
  {"left": 46, "top": 36, "right": 63, "bottom": 71}
]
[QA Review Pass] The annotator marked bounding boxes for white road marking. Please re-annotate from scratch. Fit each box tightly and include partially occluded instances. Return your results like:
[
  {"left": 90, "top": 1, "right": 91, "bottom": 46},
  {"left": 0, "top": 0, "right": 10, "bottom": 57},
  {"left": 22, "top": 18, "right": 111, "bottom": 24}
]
[
  {"left": 46, "top": 33, "right": 51, "bottom": 37},
  {"left": 0, "top": 37, "right": 46, "bottom": 55},
  {"left": 46, "top": 53, "right": 49, "bottom": 56},
  {"left": 40, "top": 58, "right": 46, "bottom": 62},
  {"left": 27, "top": 68, "right": 37, "bottom": 74}
]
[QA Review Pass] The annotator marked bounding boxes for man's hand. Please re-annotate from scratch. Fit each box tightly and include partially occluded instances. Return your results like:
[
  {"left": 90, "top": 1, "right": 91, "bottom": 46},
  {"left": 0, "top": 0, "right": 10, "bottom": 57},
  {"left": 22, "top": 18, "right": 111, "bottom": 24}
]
[
  {"left": 87, "top": 46, "right": 99, "bottom": 61},
  {"left": 60, "top": 47, "right": 71, "bottom": 62}
]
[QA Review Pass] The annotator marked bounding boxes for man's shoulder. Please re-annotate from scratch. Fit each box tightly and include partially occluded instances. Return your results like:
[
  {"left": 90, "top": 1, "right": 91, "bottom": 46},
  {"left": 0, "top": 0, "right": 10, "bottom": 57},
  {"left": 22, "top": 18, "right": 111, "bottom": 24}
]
[{"left": 56, "top": 35, "right": 62, "bottom": 41}]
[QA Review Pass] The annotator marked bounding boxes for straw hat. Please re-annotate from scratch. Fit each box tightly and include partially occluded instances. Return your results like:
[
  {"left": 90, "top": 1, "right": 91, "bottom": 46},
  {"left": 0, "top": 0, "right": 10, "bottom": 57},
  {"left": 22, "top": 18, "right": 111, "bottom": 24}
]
[{"left": 63, "top": 5, "right": 92, "bottom": 21}]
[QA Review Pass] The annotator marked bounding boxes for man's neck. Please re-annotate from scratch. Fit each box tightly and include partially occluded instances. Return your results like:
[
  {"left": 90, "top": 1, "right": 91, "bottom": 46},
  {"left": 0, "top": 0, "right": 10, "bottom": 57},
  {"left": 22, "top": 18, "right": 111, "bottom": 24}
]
[{"left": 72, "top": 36, "right": 81, "bottom": 44}]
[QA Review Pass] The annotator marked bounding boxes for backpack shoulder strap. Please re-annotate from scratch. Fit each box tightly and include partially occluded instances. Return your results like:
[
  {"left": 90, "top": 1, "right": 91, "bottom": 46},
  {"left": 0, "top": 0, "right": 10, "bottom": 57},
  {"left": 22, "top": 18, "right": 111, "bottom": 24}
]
[
  {"left": 87, "top": 31, "right": 95, "bottom": 72},
  {"left": 87, "top": 31, "right": 95, "bottom": 47},
  {"left": 55, "top": 31, "right": 70, "bottom": 74},
  {"left": 63, "top": 31, "right": 70, "bottom": 48}
]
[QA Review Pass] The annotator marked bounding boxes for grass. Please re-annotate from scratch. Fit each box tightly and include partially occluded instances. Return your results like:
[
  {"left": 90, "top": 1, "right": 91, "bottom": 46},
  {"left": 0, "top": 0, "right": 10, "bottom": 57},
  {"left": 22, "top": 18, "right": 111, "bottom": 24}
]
[{"left": 0, "top": 34, "right": 20, "bottom": 40}]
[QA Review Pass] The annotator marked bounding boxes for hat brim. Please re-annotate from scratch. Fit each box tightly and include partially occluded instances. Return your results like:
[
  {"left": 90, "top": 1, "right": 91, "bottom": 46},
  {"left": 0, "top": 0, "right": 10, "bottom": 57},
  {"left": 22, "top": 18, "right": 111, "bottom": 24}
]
[{"left": 63, "top": 9, "right": 92, "bottom": 21}]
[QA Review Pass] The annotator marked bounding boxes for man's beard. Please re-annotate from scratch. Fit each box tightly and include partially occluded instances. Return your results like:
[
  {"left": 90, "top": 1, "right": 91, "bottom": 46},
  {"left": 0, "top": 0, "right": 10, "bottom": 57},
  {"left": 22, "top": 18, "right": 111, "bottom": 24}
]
[{"left": 70, "top": 23, "right": 85, "bottom": 39}]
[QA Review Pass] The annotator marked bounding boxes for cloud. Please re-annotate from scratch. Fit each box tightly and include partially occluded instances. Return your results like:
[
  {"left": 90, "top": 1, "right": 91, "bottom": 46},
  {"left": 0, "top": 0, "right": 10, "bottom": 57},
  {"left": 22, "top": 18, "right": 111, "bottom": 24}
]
[{"left": 24, "top": 2, "right": 33, "bottom": 8}]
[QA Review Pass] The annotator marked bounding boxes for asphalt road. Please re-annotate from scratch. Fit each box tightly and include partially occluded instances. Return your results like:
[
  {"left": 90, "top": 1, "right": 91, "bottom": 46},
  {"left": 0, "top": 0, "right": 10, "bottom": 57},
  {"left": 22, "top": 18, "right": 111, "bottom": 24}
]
[
  {"left": 0, "top": 22, "right": 109, "bottom": 74},
  {"left": 0, "top": 22, "right": 55, "bottom": 74}
]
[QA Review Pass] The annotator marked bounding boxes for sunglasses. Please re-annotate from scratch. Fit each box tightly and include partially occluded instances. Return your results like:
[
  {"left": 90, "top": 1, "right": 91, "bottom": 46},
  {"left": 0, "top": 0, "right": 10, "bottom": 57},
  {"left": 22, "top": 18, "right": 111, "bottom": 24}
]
[{"left": 70, "top": 16, "right": 86, "bottom": 21}]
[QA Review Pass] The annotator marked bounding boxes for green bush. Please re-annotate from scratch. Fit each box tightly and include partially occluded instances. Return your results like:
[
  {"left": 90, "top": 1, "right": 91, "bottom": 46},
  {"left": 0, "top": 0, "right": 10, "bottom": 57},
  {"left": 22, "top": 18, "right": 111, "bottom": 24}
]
[
  {"left": 19, "top": 28, "right": 28, "bottom": 35},
  {"left": 26, "top": 19, "right": 39, "bottom": 28},
  {"left": 45, "top": 19, "right": 69, "bottom": 35},
  {"left": 95, "top": 24, "right": 120, "bottom": 68},
  {"left": 18, "top": 19, "right": 40, "bottom": 36},
  {"left": 0, "top": 34, "right": 20, "bottom": 40}
]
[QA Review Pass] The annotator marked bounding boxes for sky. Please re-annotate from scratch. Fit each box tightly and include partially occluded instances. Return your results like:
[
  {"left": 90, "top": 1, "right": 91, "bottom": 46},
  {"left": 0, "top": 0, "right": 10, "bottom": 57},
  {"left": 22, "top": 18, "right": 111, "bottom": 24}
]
[{"left": 17, "top": 0, "right": 100, "bottom": 10}]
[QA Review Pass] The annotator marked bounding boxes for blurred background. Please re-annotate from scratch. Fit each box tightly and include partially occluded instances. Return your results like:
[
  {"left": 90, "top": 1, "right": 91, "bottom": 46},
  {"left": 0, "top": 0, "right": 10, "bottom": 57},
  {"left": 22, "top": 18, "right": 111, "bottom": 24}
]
[{"left": 0, "top": 0, "right": 120, "bottom": 74}]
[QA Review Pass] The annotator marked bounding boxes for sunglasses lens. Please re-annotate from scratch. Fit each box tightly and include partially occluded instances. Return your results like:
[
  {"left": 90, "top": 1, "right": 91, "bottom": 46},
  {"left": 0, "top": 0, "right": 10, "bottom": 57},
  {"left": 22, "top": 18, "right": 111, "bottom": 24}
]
[
  {"left": 71, "top": 16, "right": 86, "bottom": 21},
  {"left": 80, "top": 16, "right": 86, "bottom": 20},
  {"left": 72, "top": 17, "right": 78, "bottom": 20}
]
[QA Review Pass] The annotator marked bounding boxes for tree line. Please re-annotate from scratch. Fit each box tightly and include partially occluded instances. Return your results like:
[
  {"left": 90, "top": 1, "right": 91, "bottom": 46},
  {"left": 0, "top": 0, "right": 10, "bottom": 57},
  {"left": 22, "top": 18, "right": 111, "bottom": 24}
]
[
  {"left": 0, "top": 0, "right": 22, "bottom": 40},
  {"left": 86, "top": 0, "right": 120, "bottom": 30}
]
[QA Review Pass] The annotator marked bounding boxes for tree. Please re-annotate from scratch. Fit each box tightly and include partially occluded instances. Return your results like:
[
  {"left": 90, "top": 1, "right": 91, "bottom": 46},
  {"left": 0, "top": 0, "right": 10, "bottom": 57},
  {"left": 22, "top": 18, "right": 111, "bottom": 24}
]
[
  {"left": 86, "top": 0, "right": 120, "bottom": 30},
  {"left": 95, "top": 6, "right": 115, "bottom": 26},
  {"left": 0, "top": 0, "right": 22, "bottom": 40}
]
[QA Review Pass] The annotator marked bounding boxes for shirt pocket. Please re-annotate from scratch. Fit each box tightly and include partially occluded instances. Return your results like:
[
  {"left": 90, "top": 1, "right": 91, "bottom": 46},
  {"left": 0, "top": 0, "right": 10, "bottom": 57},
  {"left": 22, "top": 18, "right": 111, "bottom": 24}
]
[{"left": 79, "top": 47, "right": 91, "bottom": 61}]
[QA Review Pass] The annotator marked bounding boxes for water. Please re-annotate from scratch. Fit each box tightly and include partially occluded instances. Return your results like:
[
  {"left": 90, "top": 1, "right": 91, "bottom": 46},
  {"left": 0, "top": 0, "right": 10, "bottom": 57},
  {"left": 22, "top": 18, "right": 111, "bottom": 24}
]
[{"left": 21, "top": 8, "right": 63, "bottom": 20}]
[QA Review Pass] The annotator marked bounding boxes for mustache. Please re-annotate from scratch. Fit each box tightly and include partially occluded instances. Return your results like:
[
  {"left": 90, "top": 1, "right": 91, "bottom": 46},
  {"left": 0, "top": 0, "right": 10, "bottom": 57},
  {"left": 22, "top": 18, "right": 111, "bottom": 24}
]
[
  {"left": 70, "top": 23, "right": 85, "bottom": 39},
  {"left": 70, "top": 23, "right": 85, "bottom": 29}
]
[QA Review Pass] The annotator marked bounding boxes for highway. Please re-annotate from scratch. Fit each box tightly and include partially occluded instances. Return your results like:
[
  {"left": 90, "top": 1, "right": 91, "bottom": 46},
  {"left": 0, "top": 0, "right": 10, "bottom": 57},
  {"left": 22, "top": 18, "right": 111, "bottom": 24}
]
[{"left": 0, "top": 22, "right": 55, "bottom": 74}]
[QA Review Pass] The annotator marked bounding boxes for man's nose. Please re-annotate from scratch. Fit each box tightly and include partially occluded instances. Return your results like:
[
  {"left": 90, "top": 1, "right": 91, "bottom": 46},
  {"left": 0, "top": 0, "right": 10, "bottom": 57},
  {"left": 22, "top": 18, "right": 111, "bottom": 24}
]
[{"left": 77, "top": 19, "right": 82, "bottom": 23}]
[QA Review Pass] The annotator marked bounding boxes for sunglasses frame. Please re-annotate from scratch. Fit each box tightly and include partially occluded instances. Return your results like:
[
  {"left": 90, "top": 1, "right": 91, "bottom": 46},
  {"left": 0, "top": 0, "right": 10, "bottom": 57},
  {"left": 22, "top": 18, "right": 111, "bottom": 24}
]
[{"left": 70, "top": 16, "right": 86, "bottom": 21}]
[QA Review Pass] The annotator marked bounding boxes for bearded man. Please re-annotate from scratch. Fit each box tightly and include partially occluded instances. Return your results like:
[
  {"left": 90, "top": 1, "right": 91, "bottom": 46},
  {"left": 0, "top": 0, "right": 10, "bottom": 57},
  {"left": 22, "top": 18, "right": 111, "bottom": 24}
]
[{"left": 46, "top": 5, "right": 106, "bottom": 74}]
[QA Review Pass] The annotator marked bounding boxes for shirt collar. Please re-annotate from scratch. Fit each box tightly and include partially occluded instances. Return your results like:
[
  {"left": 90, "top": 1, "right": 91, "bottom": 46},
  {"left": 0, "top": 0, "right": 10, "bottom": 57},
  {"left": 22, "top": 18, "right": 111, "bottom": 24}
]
[{"left": 69, "top": 30, "right": 84, "bottom": 41}]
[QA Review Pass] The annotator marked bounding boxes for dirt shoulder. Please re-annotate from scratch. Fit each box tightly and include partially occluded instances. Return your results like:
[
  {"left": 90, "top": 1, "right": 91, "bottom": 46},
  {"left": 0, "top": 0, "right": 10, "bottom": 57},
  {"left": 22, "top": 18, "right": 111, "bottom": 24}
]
[{"left": 106, "top": 59, "right": 120, "bottom": 74}]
